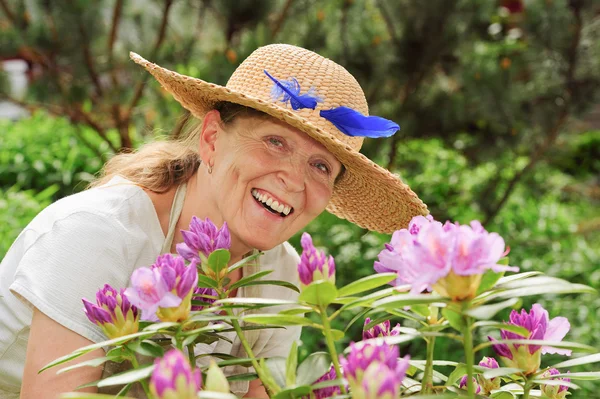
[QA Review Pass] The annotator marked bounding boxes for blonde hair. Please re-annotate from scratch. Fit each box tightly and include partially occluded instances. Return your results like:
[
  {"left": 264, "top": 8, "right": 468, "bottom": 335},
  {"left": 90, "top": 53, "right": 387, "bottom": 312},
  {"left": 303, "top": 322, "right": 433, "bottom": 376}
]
[{"left": 90, "top": 102, "right": 267, "bottom": 191}]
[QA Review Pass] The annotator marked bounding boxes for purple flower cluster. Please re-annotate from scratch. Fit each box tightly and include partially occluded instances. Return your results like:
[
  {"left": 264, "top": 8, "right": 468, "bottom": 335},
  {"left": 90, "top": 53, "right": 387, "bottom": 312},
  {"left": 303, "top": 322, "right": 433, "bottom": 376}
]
[
  {"left": 340, "top": 341, "right": 410, "bottom": 399},
  {"left": 362, "top": 318, "right": 401, "bottom": 340},
  {"left": 297, "top": 233, "right": 335, "bottom": 287},
  {"left": 310, "top": 365, "right": 342, "bottom": 399},
  {"left": 150, "top": 349, "right": 201, "bottom": 399},
  {"left": 83, "top": 284, "right": 139, "bottom": 339},
  {"left": 375, "top": 215, "right": 517, "bottom": 300},
  {"left": 191, "top": 287, "right": 218, "bottom": 311},
  {"left": 459, "top": 375, "right": 481, "bottom": 394},
  {"left": 176, "top": 216, "right": 231, "bottom": 264},
  {"left": 124, "top": 254, "right": 198, "bottom": 322},
  {"left": 489, "top": 304, "right": 571, "bottom": 375}
]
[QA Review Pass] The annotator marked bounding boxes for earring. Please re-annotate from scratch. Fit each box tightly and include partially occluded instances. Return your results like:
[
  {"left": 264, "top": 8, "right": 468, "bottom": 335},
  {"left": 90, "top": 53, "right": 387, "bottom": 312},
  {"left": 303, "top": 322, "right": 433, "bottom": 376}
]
[{"left": 207, "top": 162, "right": 213, "bottom": 174}]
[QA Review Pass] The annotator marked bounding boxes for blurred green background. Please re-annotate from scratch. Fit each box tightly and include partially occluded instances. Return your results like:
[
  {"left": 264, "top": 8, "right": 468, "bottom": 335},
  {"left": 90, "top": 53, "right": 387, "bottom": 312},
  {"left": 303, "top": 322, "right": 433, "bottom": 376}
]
[{"left": 1, "top": 0, "right": 599, "bottom": 396}]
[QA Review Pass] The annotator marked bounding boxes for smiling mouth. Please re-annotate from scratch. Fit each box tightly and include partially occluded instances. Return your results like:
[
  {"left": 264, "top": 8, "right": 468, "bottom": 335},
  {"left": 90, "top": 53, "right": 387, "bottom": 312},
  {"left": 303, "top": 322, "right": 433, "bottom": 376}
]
[{"left": 251, "top": 188, "right": 294, "bottom": 217}]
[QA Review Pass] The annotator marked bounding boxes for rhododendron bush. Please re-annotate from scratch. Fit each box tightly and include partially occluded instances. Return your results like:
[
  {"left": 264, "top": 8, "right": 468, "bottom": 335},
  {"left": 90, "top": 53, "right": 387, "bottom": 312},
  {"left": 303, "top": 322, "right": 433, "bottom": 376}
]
[{"left": 44, "top": 216, "right": 599, "bottom": 399}]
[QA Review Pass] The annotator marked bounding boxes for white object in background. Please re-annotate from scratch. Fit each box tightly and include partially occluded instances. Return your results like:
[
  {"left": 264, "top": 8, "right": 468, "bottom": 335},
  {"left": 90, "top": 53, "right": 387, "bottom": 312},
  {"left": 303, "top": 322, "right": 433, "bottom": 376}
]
[{"left": 1, "top": 59, "right": 29, "bottom": 120}]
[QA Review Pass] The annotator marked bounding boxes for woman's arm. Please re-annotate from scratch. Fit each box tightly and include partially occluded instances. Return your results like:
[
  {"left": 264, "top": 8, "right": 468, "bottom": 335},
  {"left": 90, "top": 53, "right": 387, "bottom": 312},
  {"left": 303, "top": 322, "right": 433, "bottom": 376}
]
[
  {"left": 245, "top": 379, "right": 270, "bottom": 398},
  {"left": 20, "top": 308, "right": 104, "bottom": 399}
]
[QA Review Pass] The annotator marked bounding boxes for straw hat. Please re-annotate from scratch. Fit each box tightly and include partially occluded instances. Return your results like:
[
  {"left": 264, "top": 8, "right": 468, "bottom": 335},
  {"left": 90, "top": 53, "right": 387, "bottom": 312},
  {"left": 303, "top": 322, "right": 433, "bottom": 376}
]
[{"left": 130, "top": 44, "right": 428, "bottom": 233}]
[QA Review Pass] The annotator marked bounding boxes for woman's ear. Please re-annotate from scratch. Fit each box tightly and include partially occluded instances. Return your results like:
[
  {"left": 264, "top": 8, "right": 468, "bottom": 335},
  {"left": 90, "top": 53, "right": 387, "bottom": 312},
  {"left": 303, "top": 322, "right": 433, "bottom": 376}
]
[{"left": 198, "top": 110, "right": 222, "bottom": 165}]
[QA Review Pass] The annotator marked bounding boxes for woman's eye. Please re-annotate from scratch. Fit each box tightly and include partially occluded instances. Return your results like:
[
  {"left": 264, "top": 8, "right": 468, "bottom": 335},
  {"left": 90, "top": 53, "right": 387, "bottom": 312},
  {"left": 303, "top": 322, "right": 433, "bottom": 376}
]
[
  {"left": 313, "top": 162, "right": 331, "bottom": 175},
  {"left": 267, "top": 137, "right": 284, "bottom": 147}
]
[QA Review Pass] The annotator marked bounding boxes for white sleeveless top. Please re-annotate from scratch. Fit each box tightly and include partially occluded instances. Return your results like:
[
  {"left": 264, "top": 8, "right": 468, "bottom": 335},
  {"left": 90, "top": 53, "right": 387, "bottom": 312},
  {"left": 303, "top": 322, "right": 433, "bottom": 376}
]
[{"left": 0, "top": 176, "right": 301, "bottom": 397}]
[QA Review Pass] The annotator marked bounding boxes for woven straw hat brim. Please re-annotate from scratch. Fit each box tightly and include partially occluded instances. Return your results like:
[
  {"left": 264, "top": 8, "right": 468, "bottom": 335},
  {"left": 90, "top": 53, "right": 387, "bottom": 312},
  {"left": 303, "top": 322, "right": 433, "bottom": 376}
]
[{"left": 130, "top": 52, "right": 428, "bottom": 233}]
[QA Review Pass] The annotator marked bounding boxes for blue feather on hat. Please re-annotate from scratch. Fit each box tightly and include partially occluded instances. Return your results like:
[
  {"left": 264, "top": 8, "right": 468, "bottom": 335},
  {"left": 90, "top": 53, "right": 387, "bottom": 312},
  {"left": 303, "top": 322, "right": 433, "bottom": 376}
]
[
  {"left": 320, "top": 106, "right": 400, "bottom": 138},
  {"left": 264, "top": 70, "right": 322, "bottom": 110}
]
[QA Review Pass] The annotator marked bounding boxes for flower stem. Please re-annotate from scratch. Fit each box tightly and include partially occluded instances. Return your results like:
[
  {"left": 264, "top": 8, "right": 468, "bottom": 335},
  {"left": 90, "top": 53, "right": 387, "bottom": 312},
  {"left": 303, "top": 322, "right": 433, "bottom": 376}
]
[
  {"left": 461, "top": 313, "right": 475, "bottom": 398},
  {"left": 420, "top": 335, "right": 436, "bottom": 394},
  {"left": 522, "top": 379, "right": 532, "bottom": 399},
  {"left": 187, "top": 344, "right": 195, "bottom": 368},
  {"left": 128, "top": 349, "right": 151, "bottom": 396},
  {"left": 226, "top": 308, "right": 275, "bottom": 396},
  {"left": 319, "top": 305, "right": 347, "bottom": 395}
]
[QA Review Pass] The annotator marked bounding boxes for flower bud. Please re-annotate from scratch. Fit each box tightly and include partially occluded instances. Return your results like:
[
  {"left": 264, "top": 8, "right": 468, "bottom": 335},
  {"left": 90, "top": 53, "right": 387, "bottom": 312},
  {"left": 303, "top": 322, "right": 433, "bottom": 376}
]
[
  {"left": 459, "top": 375, "right": 481, "bottom": 394},
  {"left": 83, "top": 284, "right": 139, "bottom": 339},
  {"left": 476, "top": 357, "right": 501, "bottom": 394},
  {"left": 540, "top": 368, "right": 570, "bottom": 399},
  {"left": 362, "top": 318, "right": 401, "bottom": 340},
  {"left": 150, "top": 349, "right": 201, "bottom": 399},
  {"left": 297, "top": 233, "right": 335, "bottom": 288},
  {"left": 205, "top": 360, "right": 230, "bottom": 393}
]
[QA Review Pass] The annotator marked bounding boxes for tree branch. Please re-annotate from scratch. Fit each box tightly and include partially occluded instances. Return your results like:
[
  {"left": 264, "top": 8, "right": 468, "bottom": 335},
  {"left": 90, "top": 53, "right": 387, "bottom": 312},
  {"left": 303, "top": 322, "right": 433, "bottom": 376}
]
[
  {"left": 270, "top": 0, "right": 294, "bottom": 40},
  {"left": 482, "top": 2, "right": 583, "bottom": 224},
  {"left": 78, "top": 21, "right": 104, "bottom": 97},
  {"left": 124, "top": 0, "right": 174, "bottom": 123},
  {"left": 107, "top": 0, "right": 124, "bottom": 88}
]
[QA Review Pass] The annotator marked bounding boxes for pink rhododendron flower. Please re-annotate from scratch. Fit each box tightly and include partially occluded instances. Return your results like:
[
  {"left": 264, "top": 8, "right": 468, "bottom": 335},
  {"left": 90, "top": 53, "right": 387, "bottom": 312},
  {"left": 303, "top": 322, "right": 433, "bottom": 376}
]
[
  {"left": 362, "top": 318, "right": 401, "bottom": 340},
  {"left": 298, "top": 233, "right": 335, "bottom": 287},
  {"left": 83, "top": 284, "right": 139, "bottom": 339},
  {"left": 124, "top": 254, "right": 197, "bottom": 322},
  {"left": 150, "top": 349, "right": 201, "bottom": 399},
  {"left": 375, "top": 216, "right": 517, "bottom": 300},
  {"left": 309, "top": 365, "right": 342, "bottom": 399},
  {"left": 176, "top": 216, "right": 231, "bottom": 263},
  {"left": 340, "top": 341, "right": 410, "bottom": 399},
  {"left": 489, "top": 304, "right": 571, "bottom": 375}
]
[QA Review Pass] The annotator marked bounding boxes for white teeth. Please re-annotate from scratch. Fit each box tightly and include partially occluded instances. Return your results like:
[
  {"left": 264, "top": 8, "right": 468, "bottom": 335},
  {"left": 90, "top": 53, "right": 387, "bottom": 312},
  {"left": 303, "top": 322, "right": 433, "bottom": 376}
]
[{"left": 252, "top": 189, "right": 293, "bottom": 215}]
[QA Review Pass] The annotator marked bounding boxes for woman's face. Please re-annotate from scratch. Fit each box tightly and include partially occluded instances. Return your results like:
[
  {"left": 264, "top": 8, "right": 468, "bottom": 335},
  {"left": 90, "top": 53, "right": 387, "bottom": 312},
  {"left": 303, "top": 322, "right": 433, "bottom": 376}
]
[{"left": 206, "top": 113, "right": 342, "bottom": 252}]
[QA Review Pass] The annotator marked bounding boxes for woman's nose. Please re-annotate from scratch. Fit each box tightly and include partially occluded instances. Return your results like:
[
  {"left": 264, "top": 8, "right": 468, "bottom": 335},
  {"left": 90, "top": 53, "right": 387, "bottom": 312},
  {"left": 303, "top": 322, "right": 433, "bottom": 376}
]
[{"left": 277, "top": 158, "right": 305, "bottom": 192}]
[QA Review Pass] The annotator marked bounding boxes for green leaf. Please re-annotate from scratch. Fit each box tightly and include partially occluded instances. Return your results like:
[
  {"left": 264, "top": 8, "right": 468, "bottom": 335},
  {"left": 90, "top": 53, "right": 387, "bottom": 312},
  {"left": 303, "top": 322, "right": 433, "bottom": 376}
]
[
  {"left": 343, "top": 308, "right": 371, "bottom": 332},
  {"left": 484, "top": 282, "right": 596, "bottom": 302},
  {"left": 60, "top": 394, "right": 136, "bottom": 399},
  {"left": 465, "top": 298, "right": 519, "bottom": 320},
  {"left": 442, "top": 308, "right": 463, "bottom": 331},
  {"left": 197, "top": 274, "right": 219, "bottom": 288},
  {"left": 475, "top": 339, "right": 596, "bottom": 353},
  {"left": 372, "top": 293, "right": 448, "bottom": 309},
  {"left": 207, "top": 249, "right": 231, "bottom": 276},
  {"left": 265, "top": 357, "right": 287, "bottom": 388},
  {"left": 539, "top": 371, "right": 600, "bottom": 380},
  {"left": 446, "top": 363, "right": 467, "bottom": 386},
  {"left": 489, "top": 391, "right": 516, "bottom": 399},
  {"left": 286, "top": 341, "right": 298, "bottom": 386},
  {"left": 298, "top": 280, "right": 338, "bottom": 307},
  {"left": 213, "top": 358, "right": 255, "bottom": 368},
  {"left": 496, "top": 271, "right": 543, "bottom": 286},
  {"left": 97, "top": 365, "right": 155, "bottom": 387},
  {"left": 215, "top": 297, "right": 296, "bottom": 306},
  {"left": 337, "top": 273, "right": 396, "bottom": 297},
  {"left": 142, "top": 321, "right": 180, "bottom": 332},
  {"left": 552, "top": 353, "right": 600, "bottom": 369},
  {"left": 39, "top": 331, "right": 156, "bottom": 372},
  {"left": 226, "top": 372, "right": 258, "bottom": 381},
  {"left": 278, "top": 305, "right": 312, "bottom": 315},
  {"left": 472, "top": 321, "right": 529, "bottom": 337},
  {"left": 126, "top": 340, "right": 164, "bottom": 358},
  {"left": 235, "top": 279, "right": 300, "bottom": 293},
  {"left": 339, "top": 287, "right": 399, "bottom": 311},
  {"left": 272, "top": 386, "right": 312, "bottom": 399},
  {"left": 242, "top": 314, "right": 315, "bottom": 326},
  {"left": 297, "top": 352, "right": 331, "bottom": 386},
  {"left": 227, "top": 251, "right": 263, "bottom": 274},
  {"left": 476, "top": 269, "right": 505, "bottom": 295},
  {"left": 330, "top": 329, "right": 345, "bottom": 341},
  {"left": 197, "top": 392, "right": 239, "bottom": 399},
  {"left": 482, "top": 367, "right": 523, "bottom": 379},
  {"left": 408, "top": 360, "right": 448, "bottom": 381},
  {"left": 57, "top": 357, "right": 112, "bottom": 375},
  {"left": 229, "top": 269, "right": 273, "bottom": 291},
  {"left": 531, "top": 379, "right": 580, "bottom": 389},
  {"left": 411, "top": 304, "right": 431, "bottom": 318}
]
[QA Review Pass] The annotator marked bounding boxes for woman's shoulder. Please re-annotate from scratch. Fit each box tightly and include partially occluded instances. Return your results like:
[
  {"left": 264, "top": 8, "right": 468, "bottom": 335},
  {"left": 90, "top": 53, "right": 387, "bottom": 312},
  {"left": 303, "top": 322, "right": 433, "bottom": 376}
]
[{"left": 24, "top": 176, "right": 161, "bottom": 238}]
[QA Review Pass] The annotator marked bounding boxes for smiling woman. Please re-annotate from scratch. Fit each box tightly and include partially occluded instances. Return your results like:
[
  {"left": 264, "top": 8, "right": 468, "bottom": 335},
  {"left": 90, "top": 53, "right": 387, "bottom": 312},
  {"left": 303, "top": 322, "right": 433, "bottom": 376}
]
[{"left": 0, "top": 44, "right": 427, "bottom": 398}]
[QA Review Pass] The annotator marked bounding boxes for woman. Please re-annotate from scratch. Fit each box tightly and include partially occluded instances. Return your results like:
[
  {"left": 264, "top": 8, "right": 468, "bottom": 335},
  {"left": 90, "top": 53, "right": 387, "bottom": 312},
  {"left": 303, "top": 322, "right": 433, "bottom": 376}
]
[{"left": 0, "top": 44, "right": 427, "bottom": 398}]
